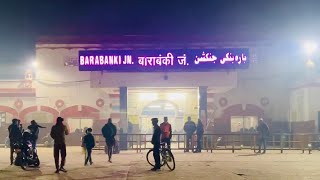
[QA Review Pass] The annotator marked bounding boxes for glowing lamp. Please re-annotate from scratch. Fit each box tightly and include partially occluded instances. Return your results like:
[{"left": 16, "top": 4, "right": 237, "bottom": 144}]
[
  {"left": 32, "top": 61, "right": 38, "bottom": 68},
  {"left": 303, "top": 41, "right": 317, "bottom": 55}
]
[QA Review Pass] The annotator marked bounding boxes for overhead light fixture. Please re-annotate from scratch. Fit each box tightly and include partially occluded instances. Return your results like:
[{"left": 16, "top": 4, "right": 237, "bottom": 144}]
[{"left": 303, "top": 41, "right": 317, "bottom": 55}]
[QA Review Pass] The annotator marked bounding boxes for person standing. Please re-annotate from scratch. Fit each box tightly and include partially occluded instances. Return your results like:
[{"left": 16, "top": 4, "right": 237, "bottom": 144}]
[
  {"left": 28, "top": 120, "right": 46, "bottom": 149},
  {"left": 160, "top": 117, "right": 172, "bottom": 149},
  {"left": 8, "top": 119, "right": 22, "bottom": 165},
  {"left": 102, "top": 118, "right": 117, "bottom": 163},
  {"left": 17, "top": 119, "right": 24, "bottom": 133},
  {"left": 151, "top": 118, "right": 161, "bottom": 171},
  {"left": 257, "top": 118, "right": 270, "bottom": 154},
  {"left": 50, "top": 117, "right": 69, "bottom": 173},
  {"left": 183, "top": 116, "right": 196, "bottom": 152},
  {"left": 83, "top": 128, "right": 95, "bottom": 166},
  {"left": 195, "top": 119, "right": 204, "bottom": 153}
]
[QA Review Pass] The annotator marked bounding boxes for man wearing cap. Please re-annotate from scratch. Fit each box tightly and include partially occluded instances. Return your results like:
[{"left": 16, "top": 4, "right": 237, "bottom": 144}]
[
  {"left": 50, "top": 117, "right": 69, "bottom": 173},
  {"left": 28, "top": 120, "right": 46, "bottom": 149},
  {"left": 151, "top": 118, "right": 161, "bottom": 171},
  {"left": 257, "top": 118, "right": 270, "bottom": 154}
]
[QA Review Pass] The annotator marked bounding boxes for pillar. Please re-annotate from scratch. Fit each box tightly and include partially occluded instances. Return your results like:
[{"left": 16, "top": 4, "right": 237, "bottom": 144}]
[
  {"left": 119, "top": 86, "right": 128, "bottom": 133},
  {"left": 119, "top": 86, "right": 128, "bottom": 150},
  {"left": 199, "top": 86, "right": 208, "bottom": 127}
]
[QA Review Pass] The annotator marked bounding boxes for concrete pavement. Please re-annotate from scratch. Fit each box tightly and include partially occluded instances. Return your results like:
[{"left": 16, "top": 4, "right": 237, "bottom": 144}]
[{"left": 0, "top": 147, "right": 320, "bottom": 179}]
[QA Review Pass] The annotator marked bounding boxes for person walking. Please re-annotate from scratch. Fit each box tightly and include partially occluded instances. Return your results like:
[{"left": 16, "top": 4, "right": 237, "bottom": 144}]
[
  {"left": 8, "top": 119, "right": 22, "bottom": 165},
  {"left": 102, "top": 118, "right": 117, "bottom": 163},
  {"left": 83, "top": 128, "right": 95, "bottom": 166},
  {"left": 151, "top": 118, "right": 161, "bottom": 171},
  {"left": 195, "top": 119, "right": 204, "bottom": 153},
  {"left": 50, "top": 117, "right": 69, "bottom": 173},
  {"left": 183, "top": 116, "right": 196, "bottom": 152},
  {"left": 28, "top": 120, "right": 46, "bottom": 149},
  {"left": 160, "top": 117, "right": 172, "bottom": 149},
  {"left": 257, "top": 118, "right": 270, "bottom": 154}
]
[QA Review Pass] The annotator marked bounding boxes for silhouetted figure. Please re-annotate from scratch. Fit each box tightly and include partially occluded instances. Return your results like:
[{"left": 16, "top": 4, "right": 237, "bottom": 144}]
[
  {"left": 160, "top": 117, "right": 172, "bottom": 149},
  {"left": 195, "top": 119, "right": 204, "bottom": 153},
  {"left": 102, "top": 118, "right": 117, "bottom": 163},
  {"left": 50, "top": 117, "right": 69, "bottom": 173},
  {"left": 17, "top": 119, "right": 24, "bottom": 134},
  {"left": 183, "top": 116, "right": 196, "bottom": 152},
  {"left": 151, "top": 118, "right": 161, "bottom": 171},
  {"left": 8, "top": 119, "right": 22, "bottom": 165},
  {"left": 257, "top": 118, "right": 270, "bottom": 154},
  {"left": 83, "top": 128, "right": 95, "bottom": 166},
  {"left": 28, "top": 120, "right": 46, "bottom": 149}
]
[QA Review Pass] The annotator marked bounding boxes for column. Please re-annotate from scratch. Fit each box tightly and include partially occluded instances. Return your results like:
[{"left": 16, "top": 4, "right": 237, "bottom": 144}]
[
  {"left": 119, "top": 86, "right": 128, "bottom": 132},
  {"left": 199, "top": 86, "right": 208, "bottom": 127},
  {"left": 119, "top": 86, "right": 128, "bottom": 150}
]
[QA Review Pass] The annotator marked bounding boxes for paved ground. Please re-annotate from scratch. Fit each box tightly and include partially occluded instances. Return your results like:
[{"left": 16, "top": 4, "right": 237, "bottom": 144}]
[{"left": 0, "top": 147, "right": 320, "bottom": 180}]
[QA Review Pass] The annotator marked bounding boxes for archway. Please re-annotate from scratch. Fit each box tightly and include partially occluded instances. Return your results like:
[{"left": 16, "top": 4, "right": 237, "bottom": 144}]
[
  {"left": 19, "top": 106, "right": 59, "bottom": 124},
  {"left": 215, "top": 104, "right": 266, "bottom": 133},
  {"left": 60, "top": 105, "right": 100, "bottom": 133},
  {"left": 139, "top": 100, "right": 184, "bottom": 133},
  {"left": 0, "top": 105, "right": 18, "bottom": 124},
  {"left": 0, "top": 106, "right": 19, "bottom": 142}
]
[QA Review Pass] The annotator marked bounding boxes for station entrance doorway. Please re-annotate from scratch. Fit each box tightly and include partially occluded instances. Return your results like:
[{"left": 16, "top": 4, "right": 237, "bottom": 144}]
[{"left": 127, "top": 87, "right": 199, "bottom": 134}]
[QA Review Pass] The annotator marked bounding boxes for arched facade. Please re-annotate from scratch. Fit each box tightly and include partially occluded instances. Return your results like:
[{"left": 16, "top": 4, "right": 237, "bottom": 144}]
[
  {"left": 0, "top": 105, "right": 18, "bottom": 118},
  {"left": 18, "top": 106, "right": 60, "bottom": 123},
  {"left": 213, "top": 104, "right": 268, "bottom": 133},
  {"left": 60, "top": 105, "right": 100, "bottom": 120}
]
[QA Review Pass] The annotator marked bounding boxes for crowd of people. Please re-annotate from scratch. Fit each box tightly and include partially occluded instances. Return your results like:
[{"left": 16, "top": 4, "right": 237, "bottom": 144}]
[
  {"left": 7, "top": 115, "right": 270, "bottom": 173},
  {"left": 50, "top": 117, "right": 118, "bottom": 173},
  {"left": 7, "top": 117, "right": 118, "bottom": 173}
]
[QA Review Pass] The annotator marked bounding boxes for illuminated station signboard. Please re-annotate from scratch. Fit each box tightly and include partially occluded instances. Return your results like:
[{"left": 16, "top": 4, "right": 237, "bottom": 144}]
[{"left": 78, "top": 48, "right": 249, "bottom": 72}]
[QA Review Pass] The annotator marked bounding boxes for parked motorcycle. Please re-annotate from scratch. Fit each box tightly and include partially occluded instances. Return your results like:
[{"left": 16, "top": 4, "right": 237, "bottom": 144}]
[{"left": 14, "top": 130, "right": 40, "bottom": 170}]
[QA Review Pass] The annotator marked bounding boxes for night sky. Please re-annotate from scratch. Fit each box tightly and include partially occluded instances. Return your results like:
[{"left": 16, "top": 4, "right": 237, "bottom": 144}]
[{"left": 0, "top": 0, "right": 320, "bottom": 78}]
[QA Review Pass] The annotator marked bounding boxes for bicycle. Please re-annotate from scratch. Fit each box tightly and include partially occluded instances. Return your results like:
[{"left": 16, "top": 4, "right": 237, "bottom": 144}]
[{"left": 146, "top": 142, "right": 175, "bottom": 171}]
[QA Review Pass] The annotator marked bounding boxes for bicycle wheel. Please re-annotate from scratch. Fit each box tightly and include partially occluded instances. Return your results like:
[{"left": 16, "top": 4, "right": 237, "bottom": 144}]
[
  {"left": 163, "top": 149, "right": 175, "bottom": 171},
  {"left": 146, "top": 149, "right": 155, "bottom": 167},
  {"left": 146, "top": 149, "right": 164, "bottom": 167}
]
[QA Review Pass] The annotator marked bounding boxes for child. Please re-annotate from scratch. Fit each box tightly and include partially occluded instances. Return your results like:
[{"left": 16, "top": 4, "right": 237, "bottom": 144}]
[{"left": 83, "top": 128, "right": 95, "bottom": 166}]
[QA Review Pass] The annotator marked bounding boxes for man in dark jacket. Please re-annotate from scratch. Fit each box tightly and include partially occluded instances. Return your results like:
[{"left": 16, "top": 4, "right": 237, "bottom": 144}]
[
  {"left": 8, "top": 118, "right": 22, "bottom": 165},
  {"left": 102, "top": 118, "right": 117, "bottom": 163},
  {"left": 151, "top": 118, "right": 161, "bottom": 171},
  {"left": 83, "top": 128, "right": 95, "bottom": 166},
  {"left": 183, "top": 116, "right": 196, "bottom": 152},
  {"left": 195, "top": 119, "right": 204, "bottom": 153},
  {"left": 28, "top": 120, "right": 46, "bottom": 149},
  {"left": 50, "top": 117, "right": 69, "bottom": 173},
  {"left": 257, "top": 118, "right": 270, "bottom": 154}
]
